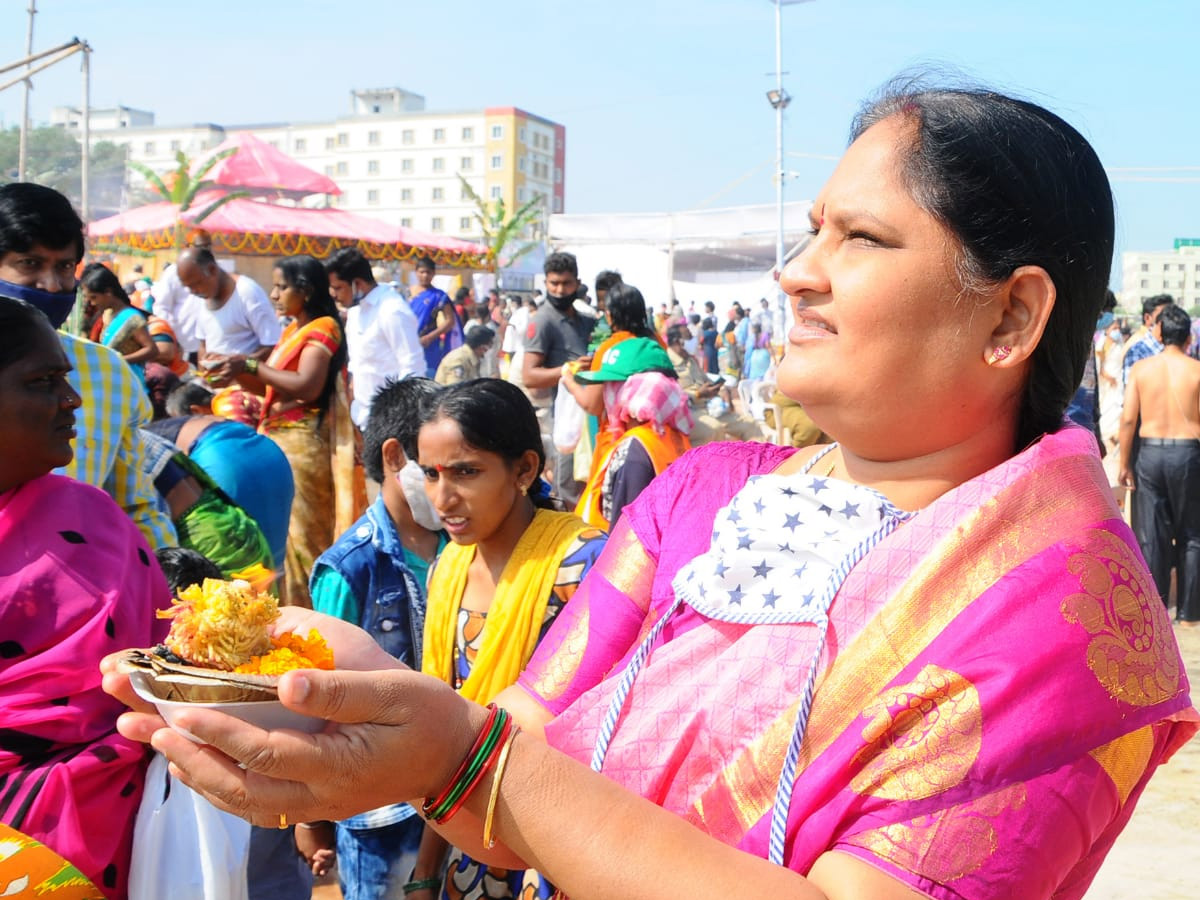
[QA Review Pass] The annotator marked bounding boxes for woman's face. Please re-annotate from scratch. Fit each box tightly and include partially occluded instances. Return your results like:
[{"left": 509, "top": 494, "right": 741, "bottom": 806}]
[
  {"left": 776, "top": 115, "right": 1005, "bottom": 459},
  {"left": 270, "top": 268, "right": 307, "bottom": 319},
  {"left": 0, "top": 321, "right": 81, "bottom": 491},
  {"left": 417, "top": 415, "right": 536, "bottom": 545},
  {"left": 83, "top": 289, "right": 117, "bottom": 313}
]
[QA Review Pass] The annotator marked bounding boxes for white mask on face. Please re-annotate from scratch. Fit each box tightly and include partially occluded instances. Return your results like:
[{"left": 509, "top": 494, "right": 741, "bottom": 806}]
[{"left": 397, "top": 459, "right": 442, "bottom": 531}]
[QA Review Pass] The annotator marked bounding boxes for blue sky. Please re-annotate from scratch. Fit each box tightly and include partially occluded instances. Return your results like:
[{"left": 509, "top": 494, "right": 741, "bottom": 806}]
[{"left": 1, "top": 0, "right": 1196, "bottom": 283}]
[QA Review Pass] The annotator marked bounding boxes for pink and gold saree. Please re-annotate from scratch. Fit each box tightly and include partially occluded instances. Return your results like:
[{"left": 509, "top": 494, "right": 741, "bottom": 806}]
[
  {"left": 0, "top": 475, "right": 172, "bottom": 899},
  {"left": 518, "top": 428, "right": 1198, "bottom": 899}
]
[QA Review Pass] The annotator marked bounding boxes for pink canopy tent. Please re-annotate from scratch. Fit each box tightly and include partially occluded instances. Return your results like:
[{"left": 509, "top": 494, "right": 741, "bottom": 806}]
[
  {"left": 204, "top": 132, "right": 342, "bottom": 198},
  {"left": 88, "top": 191, "right": 485, "bottom": 266}
]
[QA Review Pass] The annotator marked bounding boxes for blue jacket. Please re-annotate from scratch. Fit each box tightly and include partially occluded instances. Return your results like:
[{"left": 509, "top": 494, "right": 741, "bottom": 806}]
[{"left": 310, "top": 496, "right": 429, "bottom": 670}]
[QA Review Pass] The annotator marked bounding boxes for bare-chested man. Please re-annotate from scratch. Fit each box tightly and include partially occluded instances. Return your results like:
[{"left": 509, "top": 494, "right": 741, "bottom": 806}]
[{"left": 1119, "top": 303, "right": 1200, "bottom": 624}]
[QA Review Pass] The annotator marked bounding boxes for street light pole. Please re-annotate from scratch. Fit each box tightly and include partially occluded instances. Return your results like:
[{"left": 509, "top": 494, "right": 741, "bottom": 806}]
[{"left": 18, "top": 0, "right": 37, "bottom": 182}]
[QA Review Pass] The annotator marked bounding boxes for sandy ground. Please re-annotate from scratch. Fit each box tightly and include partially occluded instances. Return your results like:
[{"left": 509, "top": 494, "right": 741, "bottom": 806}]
[
  {"left": 313, "top": 627, "right": 1200, "bottom": 900},
  {"left": 1083, "top": 622, "right": 1200, "bottom": 899}
]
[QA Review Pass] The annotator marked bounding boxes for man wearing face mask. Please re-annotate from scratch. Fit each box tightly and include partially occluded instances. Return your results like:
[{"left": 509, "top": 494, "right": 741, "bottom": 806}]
[
  {"left": 0, "top": 182, "right": 177, "bottom": 549},
  {"left": 305, "top": 377, "right": 448, "bottom": 897},
  {"left": 523, "top": 251, "right": 595, "bottom": 505},
  {"left": 326, "top": 248, "right": 424, "bottom": 431}
]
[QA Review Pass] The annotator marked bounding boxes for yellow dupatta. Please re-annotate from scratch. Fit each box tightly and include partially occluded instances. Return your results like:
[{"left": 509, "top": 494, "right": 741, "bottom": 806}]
[{"left": 422, "top": 508, "right": 589, "bottom": 703}]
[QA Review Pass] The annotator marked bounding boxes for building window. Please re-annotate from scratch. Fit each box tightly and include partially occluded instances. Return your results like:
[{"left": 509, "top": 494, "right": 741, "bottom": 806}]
[
  {"left": 401, "top": 158, "right": 413, "bottom": 173},
  {"left": 1164, "top": 263, "right": 1171, "bottom": 271},
  {"left": 1140, "top": 263, "right": 1148, "bottom": 272},
  {"left": 553, "top": 197, "right": 563, "bottom": 213},
  {"left": 462, "top": 126, "right": 474, "bottom": 141},
  {"left": 401, "top": 188, "right": 413, "bottom": 202},
  {"left": 400, "top": 217, "right": 413, "bottom": 228},
  {"left": 295, "top": 138, "right": 307, "bottom": 152},
  {"left": 490, "top": 155, "right": 503, "bottom": 169},
  {"left": 325, "top": 136, "right": 336, "bottom": 150},
  {"left": 490, "top": 186, "right": 502, "bottom": 200},
  {"left": 460, "top": 217, "right": 472, "bottom": 231},
  {"left": 554, "top": 167, "right": 563, "bottom": 183},
  {"left": 519, "top": 127, "right": 527, "bottom": 142},
  {"left": 170, "top": 139, "right": 181, "bottom": 152},
  {"left": 432, "top": 157, "right": 445, "bottom": 172},
  {"left": 367, "top": 189, "right": 379, "bottom": 205},
  {"left": 324, "top": 165, "right": 335, "bottom": 175},
  {"left": 368, "top": 130, "right": 380, "bottom": 146},
  {"left": 1140, "top": 279, "right": 1149, "bottom": 288},
  {"left": 432, "top": 187, "right": 444, "bottom": 201},
  {"left": 518, "top": 157, "right": 527, "bottom": 173},
  {"left": 490, "top": 124, "right": 503, "bottom": 139},
  {"left": 431, "top": 217, "right": 443, "bottom": 231},
  {"left": 402, "top": 129, "right": 414, "bottom": 144},
  {"left": 144, "top": 141, "right": 155, "bottom": 154},
  {"left": 433, "top": 127, "right": 445, "bottom": 142},
  {"left": 460, "top": 156, "right": 473, "bottom": 170},
  {"left": 367, "top": 159, "right": 380, "bottom": 174},
  {"left": 336, "top": 161, "right": 348, "bottom": 175},
  {"left": 337, "top": 132, "right": 349, "bottom": 146}
]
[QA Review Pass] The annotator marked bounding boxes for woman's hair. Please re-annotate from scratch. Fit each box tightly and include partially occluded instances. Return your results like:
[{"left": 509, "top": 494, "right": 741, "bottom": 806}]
[
  {"left": 0, "top": 297, "right": 53, "bottom": 370},
  {"left": 274, "top": 254, "right": 348, "bottom": 413},
  {"left": 606, "top": 283, "right": 655, "bottom": 338},
  {"left": 80, "top": 262, "right": 132, "bottom": 305},
  {"left": 420, "top": 378, "right": 554, "bottom": 509},
  {"left": 851, "top": 81, "right": 1114, "bottom": 449},
  {"left": 165, "top": 379, "right": 215, "bottom": 418}
]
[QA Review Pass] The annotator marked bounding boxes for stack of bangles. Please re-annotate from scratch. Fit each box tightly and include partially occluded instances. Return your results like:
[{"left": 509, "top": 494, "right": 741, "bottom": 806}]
[{"left": 421, "top": 703, "right": 520, "bottom": 849}]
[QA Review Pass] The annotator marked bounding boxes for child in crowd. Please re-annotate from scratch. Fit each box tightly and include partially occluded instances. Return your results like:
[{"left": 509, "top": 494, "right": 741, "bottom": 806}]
[{"left": 299, "top": 377, "right": 448, "bottom": 900}]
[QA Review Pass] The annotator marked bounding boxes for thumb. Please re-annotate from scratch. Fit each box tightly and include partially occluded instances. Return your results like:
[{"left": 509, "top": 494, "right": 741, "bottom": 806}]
[{"left": 277, "top": 667, "right": 450, "bottom": 728}]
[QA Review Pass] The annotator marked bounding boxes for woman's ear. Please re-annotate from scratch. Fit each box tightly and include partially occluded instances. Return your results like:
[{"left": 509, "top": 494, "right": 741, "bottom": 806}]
[
  {"left": 985, "top": 265, "right": 1056, "bottom": 368},
  {"left": 517, "top": 449, "right": 541, "bottom": 486},
  {"left": 381, "top": 437, "right": 406, "bottom": 477}
]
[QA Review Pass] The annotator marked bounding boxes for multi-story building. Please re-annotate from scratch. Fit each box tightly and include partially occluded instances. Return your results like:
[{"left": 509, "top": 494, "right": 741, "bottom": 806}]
[
  {"left": 52, "top": 87, "right": 565, "bottom": 243},
  {"left": 1122, "top": 240, "right": 1200, "bottom": 312}
]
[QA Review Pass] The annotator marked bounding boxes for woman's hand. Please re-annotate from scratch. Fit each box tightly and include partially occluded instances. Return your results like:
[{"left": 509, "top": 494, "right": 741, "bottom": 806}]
[
  {"left": 141, "top": 666, "right": 485, "bottom": 828},
  {"left": 294, "top": 821, "right": 336, "bottom": 877},
  {"left": 200, "top": 355, "right": 240, "bottom": 387}
]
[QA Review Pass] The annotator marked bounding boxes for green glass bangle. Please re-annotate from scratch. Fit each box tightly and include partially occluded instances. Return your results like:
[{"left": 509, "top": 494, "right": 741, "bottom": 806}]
[
  {"left": 244, "top": 357, "right": 259, "bottom": 375},
  {"left": 426, "top": 709, "right": 509, "bottom": 820},
  {"left": 402, "top": 877, "right": 441, "bottom": 895}
]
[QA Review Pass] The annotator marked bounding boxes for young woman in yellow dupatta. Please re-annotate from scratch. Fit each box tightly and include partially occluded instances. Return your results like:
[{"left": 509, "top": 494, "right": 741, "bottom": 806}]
[
  {"left": 202, "top": 255, "right": 356, "bottom": 607},
  {"left": 414, "top": 379, "right": 607, "bottom": 900}
]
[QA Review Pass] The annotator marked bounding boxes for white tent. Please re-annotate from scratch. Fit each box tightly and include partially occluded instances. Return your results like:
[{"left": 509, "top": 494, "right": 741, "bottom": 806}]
[{"left": 548, "top": 200, "right": 813, "bottom": 322}]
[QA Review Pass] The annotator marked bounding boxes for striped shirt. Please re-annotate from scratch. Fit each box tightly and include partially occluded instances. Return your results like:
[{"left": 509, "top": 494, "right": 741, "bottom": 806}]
[{"left": 56, "top": 332, "right": 177, "bottom": 550}]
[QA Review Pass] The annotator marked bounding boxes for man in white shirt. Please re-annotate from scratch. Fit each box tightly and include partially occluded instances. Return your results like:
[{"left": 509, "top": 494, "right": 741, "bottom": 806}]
[
  {"left": 150, "top": 233, "right": 213, "bottom": 357},
  {"left": 327, "top": 248, "right": 424, "bottom": 430},
  {"left": 176, "top": 248, "right": 280, "bottom": 361}
]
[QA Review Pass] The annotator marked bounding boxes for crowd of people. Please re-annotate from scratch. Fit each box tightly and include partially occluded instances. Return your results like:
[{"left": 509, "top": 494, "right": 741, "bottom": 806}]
[{"left": 1, "top": 78, "right": 1198, "bottom": 900}]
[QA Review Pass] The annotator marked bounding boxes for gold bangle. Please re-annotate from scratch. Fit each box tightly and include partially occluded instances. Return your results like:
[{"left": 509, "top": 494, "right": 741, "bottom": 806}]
[
  {"left": 482, "top": 727, "right": 520, "bottom": 849},
  {"left": 278, "top": 813, "right": 288, "bottom": 829}
]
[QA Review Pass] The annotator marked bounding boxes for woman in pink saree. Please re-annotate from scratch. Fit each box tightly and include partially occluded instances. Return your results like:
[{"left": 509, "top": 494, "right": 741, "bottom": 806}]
[
  {"left": 108, "top": 84, "right": 1197, "bottom": 900},
  {"left": 0, "top": 298, "right": 171, "bottom": 899}
]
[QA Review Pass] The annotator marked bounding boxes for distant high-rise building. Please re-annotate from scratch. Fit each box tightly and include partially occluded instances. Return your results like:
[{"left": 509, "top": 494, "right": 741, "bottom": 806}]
[
  {"left": 54, "top": 87, "right": 565, "bottom": 243},
  {"left": 1123, "top": 240, "right": 1200, "bottom": 310}
]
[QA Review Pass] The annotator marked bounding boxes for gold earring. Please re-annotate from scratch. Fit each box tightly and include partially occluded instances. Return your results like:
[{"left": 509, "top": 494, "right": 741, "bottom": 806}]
[
  {"left": 519, "top": 483, "right": 528, "bottom": 496},
  {"left": 987, "top": 345, "right": 1012, "bottom": 365}
]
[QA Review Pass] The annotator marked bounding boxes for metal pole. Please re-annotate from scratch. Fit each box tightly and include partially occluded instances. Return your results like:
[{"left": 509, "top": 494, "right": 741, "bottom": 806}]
[
  {"left": 774, "top": 0, "right": 786, "bottom": 337},
  {"left": 81, "top": 42, "right": 90, "bottom": 229},
  {"left": 18, "top": 0, "right": 37, "bottom": 181}
]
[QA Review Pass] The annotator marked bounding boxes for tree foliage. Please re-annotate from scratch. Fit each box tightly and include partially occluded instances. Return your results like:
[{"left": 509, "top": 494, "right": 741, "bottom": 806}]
[
  {"left": 457, "top": 175, "right": 543, "bottom": 273},
  {"left": 0, "top": 125, "right": 129, "bottom": 215},
  {"left": 128, "top": 148, "right": 248, "bottom": 247}
]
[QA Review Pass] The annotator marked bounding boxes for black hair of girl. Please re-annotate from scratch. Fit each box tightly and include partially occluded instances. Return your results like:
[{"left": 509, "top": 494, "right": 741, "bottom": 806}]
[
  {"left": 852, "top": 80, "right": 1115, "bottom": 450},
  {"left": 80, "top": 262, "right": 132, "bottom": 305},
  {"left": 421, "top": 378, "right": 556, "bottom": 510},
  {"left": 273, "top": 254, "right": 348, "bottom": 414},
  {"left": 0, "top": 297, "right": 53, "bottom": 370},
  {"left": 606, "top": 283, "right": 655, "bottom": 338}
]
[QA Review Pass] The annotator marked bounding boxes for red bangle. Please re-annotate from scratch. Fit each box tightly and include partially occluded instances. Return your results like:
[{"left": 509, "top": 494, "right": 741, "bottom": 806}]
[
  {"left": 422, "top": 704, "right": 501, "bottom": 820},
  {"left": 433, "top": 716, "right": 514, "bottom": 824}
]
